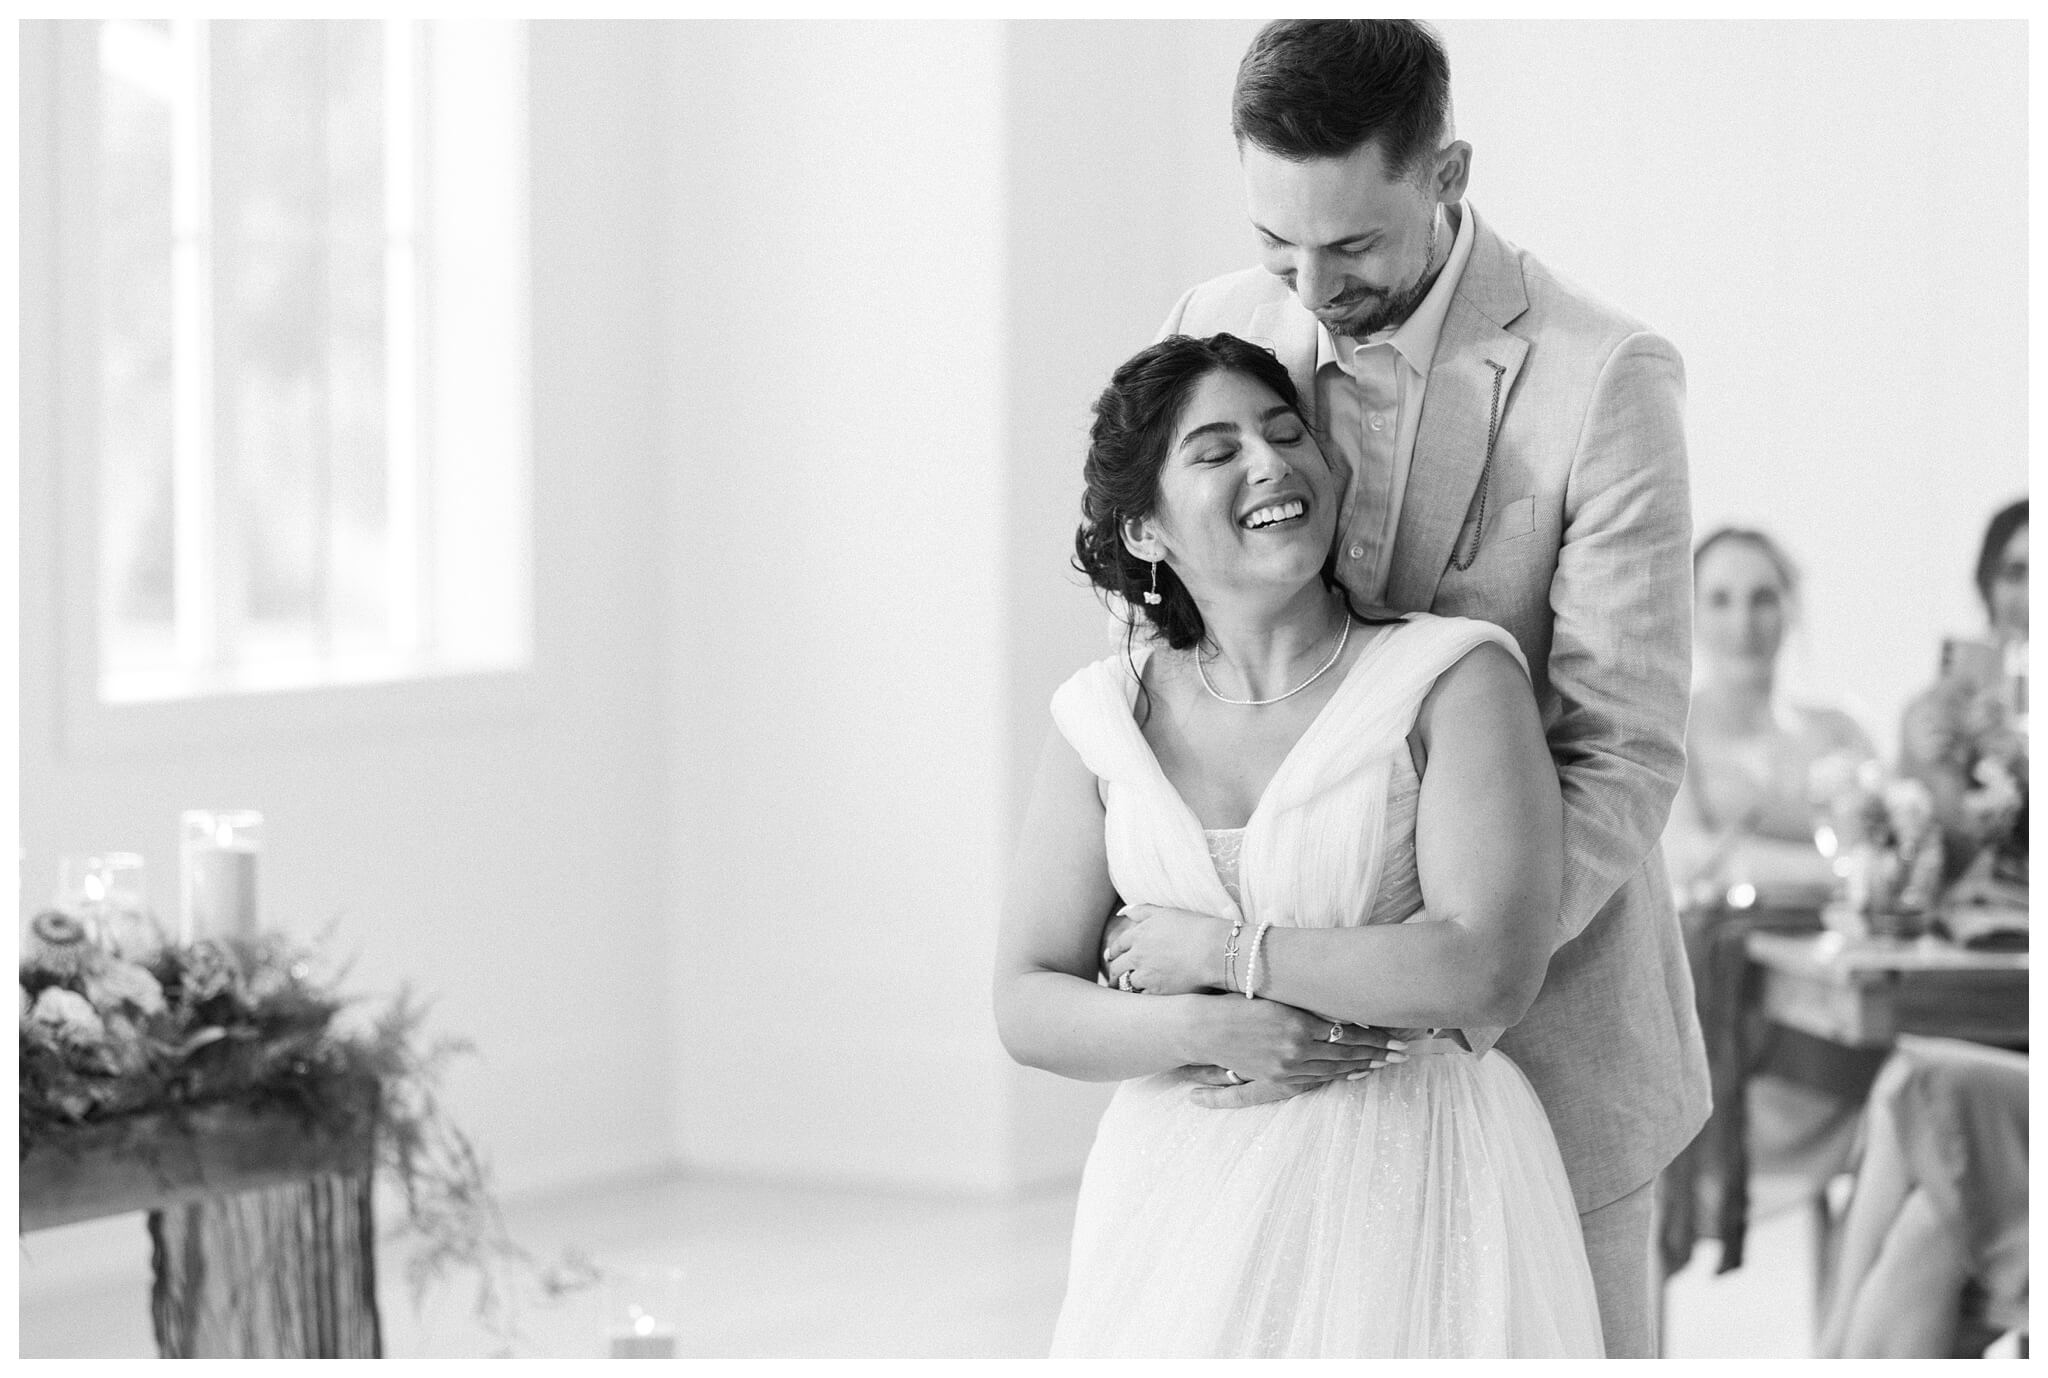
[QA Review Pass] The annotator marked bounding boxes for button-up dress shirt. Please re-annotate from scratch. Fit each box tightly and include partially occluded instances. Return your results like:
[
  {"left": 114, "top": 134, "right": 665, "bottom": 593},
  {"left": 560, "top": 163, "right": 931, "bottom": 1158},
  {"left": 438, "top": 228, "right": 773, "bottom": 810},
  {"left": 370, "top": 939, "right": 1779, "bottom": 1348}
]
[{"left": 1319, "top": 200, "right": 1477, "bottom": 605}]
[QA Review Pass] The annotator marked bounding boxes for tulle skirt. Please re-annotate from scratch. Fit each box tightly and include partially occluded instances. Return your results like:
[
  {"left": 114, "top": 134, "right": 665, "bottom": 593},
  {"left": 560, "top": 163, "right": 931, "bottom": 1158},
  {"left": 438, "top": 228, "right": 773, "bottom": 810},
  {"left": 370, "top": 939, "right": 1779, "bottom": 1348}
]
[{"left": 1049, "top": 1047, "right": 1604, "bottom": 1358}]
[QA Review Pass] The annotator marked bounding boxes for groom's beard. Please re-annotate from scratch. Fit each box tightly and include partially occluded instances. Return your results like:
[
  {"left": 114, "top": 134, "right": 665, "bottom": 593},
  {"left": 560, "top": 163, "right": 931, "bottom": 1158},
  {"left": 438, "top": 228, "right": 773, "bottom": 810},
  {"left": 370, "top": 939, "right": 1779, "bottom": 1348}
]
[{"left": 1319, "top": 209, "right": 1443, "bottom": 341}]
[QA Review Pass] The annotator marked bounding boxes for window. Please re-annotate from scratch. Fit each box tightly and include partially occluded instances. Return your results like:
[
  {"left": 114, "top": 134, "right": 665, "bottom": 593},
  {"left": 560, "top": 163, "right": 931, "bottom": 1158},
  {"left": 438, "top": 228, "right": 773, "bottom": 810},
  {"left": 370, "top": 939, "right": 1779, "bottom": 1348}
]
[{"left": 79, "top": 18, "right": 528, "bottom": 704}]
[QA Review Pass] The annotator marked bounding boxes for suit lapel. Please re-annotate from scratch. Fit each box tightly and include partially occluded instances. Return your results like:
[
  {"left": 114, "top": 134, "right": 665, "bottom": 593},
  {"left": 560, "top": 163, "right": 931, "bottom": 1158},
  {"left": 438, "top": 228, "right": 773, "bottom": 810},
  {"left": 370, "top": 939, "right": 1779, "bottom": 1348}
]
[{"left": 1387, "top": 216, "right": 1531, "bottom": 611}]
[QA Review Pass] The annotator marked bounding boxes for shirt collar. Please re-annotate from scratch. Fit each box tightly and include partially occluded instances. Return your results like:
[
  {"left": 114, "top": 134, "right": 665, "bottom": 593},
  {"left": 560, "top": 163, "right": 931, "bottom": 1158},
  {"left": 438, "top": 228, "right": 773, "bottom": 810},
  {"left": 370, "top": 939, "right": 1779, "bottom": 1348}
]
[{"left": 1316, "top": 199, "right": 1475, "bottom": 380}]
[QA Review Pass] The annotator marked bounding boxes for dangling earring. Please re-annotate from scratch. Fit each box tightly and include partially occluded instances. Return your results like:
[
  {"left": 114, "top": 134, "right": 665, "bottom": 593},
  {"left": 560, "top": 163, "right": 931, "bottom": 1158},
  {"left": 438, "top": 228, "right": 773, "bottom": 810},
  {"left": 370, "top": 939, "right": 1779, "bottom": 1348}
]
[{"left": 1142, "top": 559, "right": 1163, "bottom": 606}]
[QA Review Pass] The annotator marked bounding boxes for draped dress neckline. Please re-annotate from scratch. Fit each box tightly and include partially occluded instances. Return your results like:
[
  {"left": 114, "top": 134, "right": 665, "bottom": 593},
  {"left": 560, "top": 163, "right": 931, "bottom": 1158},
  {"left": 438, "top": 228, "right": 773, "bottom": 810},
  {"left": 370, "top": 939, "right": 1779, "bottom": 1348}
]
[
  {"left": 1124, "top": 618, "right": 1405, "bottom": 841},
  {"left": 1090, "top": 617, "right": 1414, "bottom": 928}
]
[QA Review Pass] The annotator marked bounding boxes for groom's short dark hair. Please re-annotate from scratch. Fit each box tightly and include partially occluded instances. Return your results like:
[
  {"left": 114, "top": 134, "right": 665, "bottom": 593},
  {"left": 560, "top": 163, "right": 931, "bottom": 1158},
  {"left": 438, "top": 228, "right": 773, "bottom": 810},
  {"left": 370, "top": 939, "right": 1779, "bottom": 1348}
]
[{"left": 1232, "top": 20, "right": 1451, "bottom": 178}]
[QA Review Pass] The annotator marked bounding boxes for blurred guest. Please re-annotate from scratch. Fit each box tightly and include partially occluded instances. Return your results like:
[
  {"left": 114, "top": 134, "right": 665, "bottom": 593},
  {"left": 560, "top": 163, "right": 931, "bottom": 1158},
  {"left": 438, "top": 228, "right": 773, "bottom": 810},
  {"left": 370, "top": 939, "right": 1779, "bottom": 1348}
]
[
  {"left": 1899, "top": 499, "right": 2028, "bottom": 893},
  {"left": 1659, "top": 529, "right": 1878, "bottom": 1272},
  {"left": 1817, "top": 1036, "right": 2028, "bottom": 1358},
  {"left": 1664, "top": 527, "right": 1875, "bottom": 912}
]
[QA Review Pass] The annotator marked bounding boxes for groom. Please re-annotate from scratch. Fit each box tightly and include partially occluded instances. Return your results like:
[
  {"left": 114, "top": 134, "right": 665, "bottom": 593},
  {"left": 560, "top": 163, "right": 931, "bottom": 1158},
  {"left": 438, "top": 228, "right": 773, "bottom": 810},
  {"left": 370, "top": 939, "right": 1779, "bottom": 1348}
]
[{"left": 1159, "top": 20, "right": 1709, "bottom": 1357}]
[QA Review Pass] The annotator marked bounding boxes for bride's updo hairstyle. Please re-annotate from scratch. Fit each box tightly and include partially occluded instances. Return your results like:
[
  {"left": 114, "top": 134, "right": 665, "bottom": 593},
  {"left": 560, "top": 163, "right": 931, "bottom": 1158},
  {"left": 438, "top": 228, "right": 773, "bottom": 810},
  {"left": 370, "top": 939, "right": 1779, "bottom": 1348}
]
[{"left": 1073, "top": 333, "right": 1307, "bottom": 653}]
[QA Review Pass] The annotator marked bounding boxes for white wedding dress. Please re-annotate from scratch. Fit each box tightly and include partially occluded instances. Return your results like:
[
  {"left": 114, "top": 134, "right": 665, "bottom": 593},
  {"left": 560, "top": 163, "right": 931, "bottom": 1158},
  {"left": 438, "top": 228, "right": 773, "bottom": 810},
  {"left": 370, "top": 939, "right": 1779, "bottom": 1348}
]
[{"left": 1046, "top": 614, "right": 1603, "bottom": 1358}]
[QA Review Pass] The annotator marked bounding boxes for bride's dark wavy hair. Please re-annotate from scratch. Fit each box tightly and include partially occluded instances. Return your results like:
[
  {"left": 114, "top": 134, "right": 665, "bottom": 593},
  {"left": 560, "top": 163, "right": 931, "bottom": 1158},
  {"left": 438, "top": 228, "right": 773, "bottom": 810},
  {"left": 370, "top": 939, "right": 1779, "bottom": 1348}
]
[
  {"left": 1075, "top": 334, "right": 1306, "bottom": 652},
  {"left": 1074, "top": 333, "right": 1385, "bottom": 672}
]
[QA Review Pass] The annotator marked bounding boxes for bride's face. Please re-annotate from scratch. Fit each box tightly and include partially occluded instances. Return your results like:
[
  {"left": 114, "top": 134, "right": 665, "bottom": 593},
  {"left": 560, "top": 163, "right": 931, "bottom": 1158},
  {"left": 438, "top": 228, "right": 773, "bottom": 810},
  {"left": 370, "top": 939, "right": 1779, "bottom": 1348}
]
[{"left": 1126, "top": 369, "right": 1339, "bottom": 604}]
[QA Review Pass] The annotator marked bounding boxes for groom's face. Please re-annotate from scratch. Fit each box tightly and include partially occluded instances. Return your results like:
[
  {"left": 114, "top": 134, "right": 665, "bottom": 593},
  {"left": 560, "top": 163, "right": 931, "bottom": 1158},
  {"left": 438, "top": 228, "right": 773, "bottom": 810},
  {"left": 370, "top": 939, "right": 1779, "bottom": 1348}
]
[{"left": 1242, "top": 138, "right": 1442, "bottom": 340}]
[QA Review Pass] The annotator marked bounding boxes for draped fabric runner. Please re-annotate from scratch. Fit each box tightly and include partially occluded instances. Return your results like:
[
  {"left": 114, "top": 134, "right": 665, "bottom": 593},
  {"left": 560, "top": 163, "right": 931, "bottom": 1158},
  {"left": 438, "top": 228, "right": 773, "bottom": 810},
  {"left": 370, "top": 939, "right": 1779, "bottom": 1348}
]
[{"left": 150, "top": 1171, "right": 382, "bottom": 1358}]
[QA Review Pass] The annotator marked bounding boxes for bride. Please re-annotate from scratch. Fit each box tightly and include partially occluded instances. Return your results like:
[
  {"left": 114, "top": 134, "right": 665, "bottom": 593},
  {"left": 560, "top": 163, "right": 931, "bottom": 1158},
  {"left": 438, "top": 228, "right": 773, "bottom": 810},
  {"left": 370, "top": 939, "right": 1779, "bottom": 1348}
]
[{"left": 993, "top": 333, "right": 1602, "bottom": 1358}]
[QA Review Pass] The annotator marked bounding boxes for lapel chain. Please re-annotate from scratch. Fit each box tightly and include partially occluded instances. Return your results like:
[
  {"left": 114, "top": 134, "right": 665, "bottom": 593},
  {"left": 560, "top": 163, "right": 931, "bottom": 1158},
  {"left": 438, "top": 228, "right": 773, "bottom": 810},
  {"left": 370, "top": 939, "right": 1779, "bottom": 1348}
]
[{"left": 1450, "top": 359, "right": 1509, "bottom": 572}]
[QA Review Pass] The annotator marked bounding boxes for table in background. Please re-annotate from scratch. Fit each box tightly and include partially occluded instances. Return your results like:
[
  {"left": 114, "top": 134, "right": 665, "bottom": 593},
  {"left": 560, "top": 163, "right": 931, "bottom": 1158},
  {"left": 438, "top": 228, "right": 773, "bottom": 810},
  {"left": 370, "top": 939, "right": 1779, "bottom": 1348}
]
[
  {"left": 1747, "top": 929, "right": 2029, "bottom": 1050},
  {"left": 1662, "top": 910, "right": 2028, "bottom": 1290}
]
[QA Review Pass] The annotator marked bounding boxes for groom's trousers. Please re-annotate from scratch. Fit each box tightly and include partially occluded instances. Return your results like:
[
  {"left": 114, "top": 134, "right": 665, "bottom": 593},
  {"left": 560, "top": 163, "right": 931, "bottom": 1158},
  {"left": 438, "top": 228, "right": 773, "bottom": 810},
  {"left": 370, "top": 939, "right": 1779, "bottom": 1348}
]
[{"left": 1580, "top": 1177, "right": 1659, "bottom": 1358}]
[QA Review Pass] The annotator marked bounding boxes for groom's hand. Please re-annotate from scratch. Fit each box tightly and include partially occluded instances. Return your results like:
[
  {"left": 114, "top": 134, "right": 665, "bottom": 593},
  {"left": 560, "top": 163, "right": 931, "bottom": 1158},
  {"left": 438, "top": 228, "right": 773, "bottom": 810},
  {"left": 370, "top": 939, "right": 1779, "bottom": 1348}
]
[
  {"left": 1183, "top": 1016, "right": 1409, "bottom": 1109},
  {"left": 1184, "top": 1065, "right": 1315, "bottom": 1109}
]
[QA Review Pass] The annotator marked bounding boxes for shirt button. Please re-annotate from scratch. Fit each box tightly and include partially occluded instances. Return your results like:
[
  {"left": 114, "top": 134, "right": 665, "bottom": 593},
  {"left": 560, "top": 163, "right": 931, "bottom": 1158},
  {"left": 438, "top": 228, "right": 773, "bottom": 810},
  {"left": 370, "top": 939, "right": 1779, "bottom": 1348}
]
[
  {"left": 1349, "top": 544, "right": 1366, "bottom": 560},
  {"left": 1369, "top": 414, "right": 1386, "bottom": 431}
]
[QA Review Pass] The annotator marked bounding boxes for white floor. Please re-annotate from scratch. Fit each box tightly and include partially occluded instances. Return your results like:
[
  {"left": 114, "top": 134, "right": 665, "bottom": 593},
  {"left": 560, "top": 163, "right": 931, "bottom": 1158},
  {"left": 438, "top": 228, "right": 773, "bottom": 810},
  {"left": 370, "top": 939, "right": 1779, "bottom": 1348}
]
[{"left": 6, "top": 1170, "right": 1989, "bottom": 1359}]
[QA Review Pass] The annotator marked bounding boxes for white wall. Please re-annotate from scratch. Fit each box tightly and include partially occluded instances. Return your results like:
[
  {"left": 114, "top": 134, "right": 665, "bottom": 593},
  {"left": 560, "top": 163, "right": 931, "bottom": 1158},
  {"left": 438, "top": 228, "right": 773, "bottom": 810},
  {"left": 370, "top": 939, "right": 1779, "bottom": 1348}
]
[
  {"left": 657, "top": 21, "right": 1015, "bottom": 1191},
  {"left": 1438, "top": 19, "right": 2028, "bottom": 739},
  {"left": 18, "top": 22, "right": 678, "bottom": 1216}
]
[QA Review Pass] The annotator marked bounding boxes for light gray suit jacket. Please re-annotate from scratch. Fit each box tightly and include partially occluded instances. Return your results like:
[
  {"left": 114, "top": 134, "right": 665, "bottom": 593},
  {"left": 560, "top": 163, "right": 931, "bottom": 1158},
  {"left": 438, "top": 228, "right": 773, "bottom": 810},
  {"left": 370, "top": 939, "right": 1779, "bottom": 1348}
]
[{"left": 1162, "top": 206, "right": 1710, "bottom": 1211}]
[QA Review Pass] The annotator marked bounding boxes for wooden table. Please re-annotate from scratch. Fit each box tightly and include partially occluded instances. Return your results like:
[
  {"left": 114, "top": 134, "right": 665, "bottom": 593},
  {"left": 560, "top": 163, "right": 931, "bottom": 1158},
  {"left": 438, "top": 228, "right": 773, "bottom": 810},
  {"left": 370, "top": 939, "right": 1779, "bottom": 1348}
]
[
  {"left": 20, "top": 1091, "right": 382, "bottom": 1358},
  {"left": 1746, "top": 930, "right": 2029, "bottom": 1050}
]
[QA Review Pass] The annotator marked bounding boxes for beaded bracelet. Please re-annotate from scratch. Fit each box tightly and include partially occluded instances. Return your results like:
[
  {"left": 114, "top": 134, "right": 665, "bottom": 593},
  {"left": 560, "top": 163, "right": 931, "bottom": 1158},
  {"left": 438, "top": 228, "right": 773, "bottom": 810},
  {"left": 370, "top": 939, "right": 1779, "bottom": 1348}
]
[
  {"left": 1243, "top": 920, "right": 1273, "bottom": 999},
  {"left": 1221, "top": 917, "right": 1246, "bottom": 993}
]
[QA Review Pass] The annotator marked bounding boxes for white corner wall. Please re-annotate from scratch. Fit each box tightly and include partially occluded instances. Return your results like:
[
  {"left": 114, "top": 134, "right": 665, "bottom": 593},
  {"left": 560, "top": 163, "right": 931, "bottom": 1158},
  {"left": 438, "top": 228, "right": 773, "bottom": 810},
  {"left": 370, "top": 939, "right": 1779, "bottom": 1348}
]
[{"left": 657, "top": 21, "right": 1014, "bottom": 1191}]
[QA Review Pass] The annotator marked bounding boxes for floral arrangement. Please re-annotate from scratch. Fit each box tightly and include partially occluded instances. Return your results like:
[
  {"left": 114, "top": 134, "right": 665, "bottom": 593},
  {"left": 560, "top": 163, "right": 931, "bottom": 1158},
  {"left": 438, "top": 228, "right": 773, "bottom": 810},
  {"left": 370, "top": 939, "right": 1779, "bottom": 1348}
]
[
  {"left": 1814, "top": 764, "right": 1946, "bottom": 925},
  {"left": 19, "top": 909, "right": 598, "bottom": 1351},
  {"left": 1900, "top": 654, "right": 2028, "bottom": 894}
]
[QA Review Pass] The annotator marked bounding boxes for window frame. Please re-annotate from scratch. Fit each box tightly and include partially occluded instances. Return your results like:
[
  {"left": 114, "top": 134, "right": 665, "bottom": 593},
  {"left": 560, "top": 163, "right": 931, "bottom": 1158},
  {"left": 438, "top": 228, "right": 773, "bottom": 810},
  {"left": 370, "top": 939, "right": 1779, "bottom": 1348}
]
[{"left": 41, "top": 18, "right": 540, "bottom": 761}]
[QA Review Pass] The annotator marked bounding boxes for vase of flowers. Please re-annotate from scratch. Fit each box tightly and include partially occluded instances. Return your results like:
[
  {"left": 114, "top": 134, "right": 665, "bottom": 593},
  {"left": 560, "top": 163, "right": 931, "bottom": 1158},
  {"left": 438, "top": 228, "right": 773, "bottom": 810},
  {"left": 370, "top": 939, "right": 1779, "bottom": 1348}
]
[{"left": 1814, "top": 765, "right": 1946, "bottom": 939}]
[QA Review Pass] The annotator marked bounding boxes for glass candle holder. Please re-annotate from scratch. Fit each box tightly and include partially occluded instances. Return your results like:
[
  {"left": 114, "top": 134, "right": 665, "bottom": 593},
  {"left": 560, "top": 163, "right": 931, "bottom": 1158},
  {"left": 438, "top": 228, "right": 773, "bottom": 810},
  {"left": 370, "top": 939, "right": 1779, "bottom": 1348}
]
[
  {"left": 602, "top": 1265, "right": 684, "bottom": 1359},
  {"left": 179, "top": 810, "right": 263, "bottom": 944},
  {"left": 52, "top": 852, "right": 161, "bottom": 955},
  {"left": 96, "top": 852, "right": 161, "bottom": 957}
]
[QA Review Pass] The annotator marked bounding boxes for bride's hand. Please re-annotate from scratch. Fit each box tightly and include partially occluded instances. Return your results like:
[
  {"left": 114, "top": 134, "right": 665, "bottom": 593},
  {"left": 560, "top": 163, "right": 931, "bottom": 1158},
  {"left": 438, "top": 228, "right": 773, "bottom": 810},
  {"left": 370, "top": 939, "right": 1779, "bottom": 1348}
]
[
  {"left": 1195, "top": 999, "right": 1406, "bottom": 1097},
  {"left": 1102, "top": 904, "right": 1229, "bottom": 996}
]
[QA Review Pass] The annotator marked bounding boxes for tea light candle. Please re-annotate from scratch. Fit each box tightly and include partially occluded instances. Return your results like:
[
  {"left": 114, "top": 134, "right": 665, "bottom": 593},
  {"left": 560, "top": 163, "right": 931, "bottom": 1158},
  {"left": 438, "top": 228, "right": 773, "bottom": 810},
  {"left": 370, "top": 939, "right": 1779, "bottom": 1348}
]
[
  {"left": 180, "top": 811, "right": 262, "bottom": 943},
  {"left": 609, "top": 1311, "right": 677, "bottom": 1359}
]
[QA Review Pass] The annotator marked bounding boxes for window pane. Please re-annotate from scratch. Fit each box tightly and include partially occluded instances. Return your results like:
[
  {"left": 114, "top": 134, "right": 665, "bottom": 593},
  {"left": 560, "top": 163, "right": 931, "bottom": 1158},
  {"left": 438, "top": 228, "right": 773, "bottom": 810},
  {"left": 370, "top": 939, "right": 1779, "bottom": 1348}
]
[
  {"left": 96, "top": 19, "right": 178, "bottom": 680},
  {"left": 89, "top": 18, "right": 529, "bottom": 703},
  {"left": 213, "top": 21, "right": 362, "bottom": 666},
  {"left": 324, "top": 21, "right": 392, "bottom": 659}
]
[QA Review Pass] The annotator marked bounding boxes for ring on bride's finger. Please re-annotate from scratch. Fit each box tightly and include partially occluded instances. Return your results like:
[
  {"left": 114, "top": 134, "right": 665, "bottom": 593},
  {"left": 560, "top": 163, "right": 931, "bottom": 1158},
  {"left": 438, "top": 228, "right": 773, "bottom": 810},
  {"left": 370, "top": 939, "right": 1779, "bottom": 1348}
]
[
  {"left": 1117, "top": 970, "right": 1135, "bottom": 992},
  {"left": 1224, "top": 1069, "right": 1246, "bottom": 1085},
  {"left": 1326, "top": 1021, "right": 1344, "bottom": 1043}
]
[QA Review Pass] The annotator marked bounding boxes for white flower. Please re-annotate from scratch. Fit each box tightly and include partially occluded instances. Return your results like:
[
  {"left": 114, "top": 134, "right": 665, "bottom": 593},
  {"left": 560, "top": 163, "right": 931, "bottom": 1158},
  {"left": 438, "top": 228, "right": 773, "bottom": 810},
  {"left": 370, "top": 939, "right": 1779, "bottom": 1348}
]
[
  {"left": 1882, "top": 778, "right": 1936, "bottom": 842},
  {"left": 29, "top": 986, "right": 106, "bottom": 1044},
  {"left": 1807, "top": 751, "right": 1865, "bottom": 807},
  {"left": 85, "top": 960, "right": 166, "bottom": 1018}
]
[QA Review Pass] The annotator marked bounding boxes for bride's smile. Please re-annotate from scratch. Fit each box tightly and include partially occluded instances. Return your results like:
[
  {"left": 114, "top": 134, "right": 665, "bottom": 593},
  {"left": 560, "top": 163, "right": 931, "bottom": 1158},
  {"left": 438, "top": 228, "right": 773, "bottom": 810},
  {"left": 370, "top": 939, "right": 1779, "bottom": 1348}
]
[{"left": 1124, "top": 370, "right": 1339, "bottom": 606}]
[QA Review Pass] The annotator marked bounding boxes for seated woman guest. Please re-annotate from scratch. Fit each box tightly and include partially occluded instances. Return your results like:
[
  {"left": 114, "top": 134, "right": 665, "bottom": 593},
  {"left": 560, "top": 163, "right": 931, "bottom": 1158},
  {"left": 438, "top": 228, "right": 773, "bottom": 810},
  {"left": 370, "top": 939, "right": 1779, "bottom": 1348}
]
[
  {"left": 1817, "top": 1036, "right": 2028, "bottom": 1357},
  {"left": 1659, "top": 528, "right": 1878, "bottom": 1267},
  {"left": 1898, "top": 498, "right": 2028, "bottom": 897},
  {"left": 1663, "top": 527, "right": 1876, "bottom": 912}
]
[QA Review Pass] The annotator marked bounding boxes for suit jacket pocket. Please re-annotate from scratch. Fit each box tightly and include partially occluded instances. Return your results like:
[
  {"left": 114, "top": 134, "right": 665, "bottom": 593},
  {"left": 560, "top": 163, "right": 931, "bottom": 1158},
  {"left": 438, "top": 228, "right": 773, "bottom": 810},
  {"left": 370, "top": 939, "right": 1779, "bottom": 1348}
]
[
  {"left": 1491, "top": 495, "right": 1537, "bottom": 543},
  {"left": 1450, "top": 494, "right": 1538, "bottom": 564}
]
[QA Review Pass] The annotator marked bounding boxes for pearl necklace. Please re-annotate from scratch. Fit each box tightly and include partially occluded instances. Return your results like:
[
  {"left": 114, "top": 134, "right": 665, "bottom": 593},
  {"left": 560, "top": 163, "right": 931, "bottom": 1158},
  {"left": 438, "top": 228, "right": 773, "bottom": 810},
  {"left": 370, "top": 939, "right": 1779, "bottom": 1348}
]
[{"left": 1196, "top": 613, "right": 1352, "bottom": 707}]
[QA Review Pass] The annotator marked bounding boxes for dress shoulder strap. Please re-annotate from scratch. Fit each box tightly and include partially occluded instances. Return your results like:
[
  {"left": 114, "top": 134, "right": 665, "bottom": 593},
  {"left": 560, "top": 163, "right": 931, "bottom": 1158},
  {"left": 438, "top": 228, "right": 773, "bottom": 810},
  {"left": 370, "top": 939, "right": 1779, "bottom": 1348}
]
[
  {"left": 1049, "top": 650, "right": 1152, "bottom": 784},
  {"left": 1250, "top": 614, "right": 1526, "bottom": 819}
]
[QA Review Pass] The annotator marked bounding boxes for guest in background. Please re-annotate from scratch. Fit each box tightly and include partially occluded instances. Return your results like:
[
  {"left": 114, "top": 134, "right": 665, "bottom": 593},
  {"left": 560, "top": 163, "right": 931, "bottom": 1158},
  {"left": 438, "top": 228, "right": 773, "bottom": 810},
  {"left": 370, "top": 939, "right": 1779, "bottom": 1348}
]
[
  {"left": 1664, "top": 527, "right": 1875, "bottom": 912},
  {"left": 1817, "top": 1036, "right": 2028, "bottom": 1357},
  {"left": 1899, "top": 498, "right": 2028, "bottom": 894},
  {"left": 1658, "top": 528, "right": 1878, "bottom": 1273}
]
